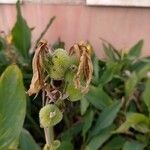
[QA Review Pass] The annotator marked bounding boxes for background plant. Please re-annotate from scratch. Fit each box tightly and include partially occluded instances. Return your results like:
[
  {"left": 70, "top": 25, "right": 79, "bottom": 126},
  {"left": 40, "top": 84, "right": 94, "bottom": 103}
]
[{"left": 0, "top": 1, "right": 150, "bottom": 150}]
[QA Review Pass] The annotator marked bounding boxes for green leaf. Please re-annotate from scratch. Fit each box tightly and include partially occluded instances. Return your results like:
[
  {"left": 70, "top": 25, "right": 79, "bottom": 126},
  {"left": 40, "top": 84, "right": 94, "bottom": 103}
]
[
  {"left": 61, "top": 122, "right": 83, "bottom": 141},
  {"left": 123, "top": 140, "right": 145, "bottom": 150},
  {"left": 11, "top": 1, "right": 31, "bottom": 59},
  {"left": 19, "top": 129, "right": 41, "bottom": 150},
  {"left": 99, "top": 62, "right": 123, "bottom": 85},
  {"left": 86, "top": 125, "right": 114, "bottom": 150},
  {"left": 102, "top": 43, "right": 119, "bottom": 61},
  {"left": 136, "top": 63, "right": 150, "bottom": 80},
  {"left": 128, "top": 40, "right": 143, "bottom": 59},
  {"left": 125, "top": 72, "right": 138, "bottom": 98},
  {"left": 92, "top": 55, "right": 100, "bottom": 84},
  {"left": 80, "top": 97, "right": 89, "bottom": 115},
  {"left": 142, "top": 78, "right": 150, "bottom": 113},
  {"left": 91, "top": 101, "right": 122, "bottom": 137},
  {"left": 115, "top": 113, "right": 150, "bottom": 134},
  {"left": 0, "top": 37, "right": 6, "bottom": 51},
  {"left": 58, "top": 141, "right": 74, "bottom": 150},
  {"left": 0, "top": 65, "right": 26, "bottom": 149},
  {"left": 86, "top": 85, "right": 112, "bottom": 110},
  {"left": 103, "top": 136, "right": 126, "bottom": 150},
  {"left": 82, "top": 109, "right": 94, "bottom": 137},
  {"left": 103, "top": 43, "right": 115, "bottom": 61}
]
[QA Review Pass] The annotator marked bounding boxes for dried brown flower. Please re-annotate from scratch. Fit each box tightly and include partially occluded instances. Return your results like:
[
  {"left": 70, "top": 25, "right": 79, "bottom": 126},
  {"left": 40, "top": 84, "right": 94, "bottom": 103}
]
[
  {"left": 28, "top": 40, "right": 48, "bottom": 96},
  {"left": 69, "top": 41, "right": 93, "bottom": 94}
]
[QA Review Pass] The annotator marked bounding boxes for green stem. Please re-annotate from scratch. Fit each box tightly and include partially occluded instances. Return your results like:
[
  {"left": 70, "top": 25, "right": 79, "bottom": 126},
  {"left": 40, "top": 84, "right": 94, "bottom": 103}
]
[{"left": 44, "top": 127, "right": 54, "bottom": 147}]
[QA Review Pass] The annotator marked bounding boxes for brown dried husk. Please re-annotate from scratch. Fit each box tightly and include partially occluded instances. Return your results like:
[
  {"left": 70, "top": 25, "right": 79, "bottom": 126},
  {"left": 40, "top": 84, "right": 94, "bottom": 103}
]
[
  {"left": 28, "top": 40, "right": 48, "bottom": 96},
  {"left": 69, "top": 41, "right": 93, "bottom": 94}
]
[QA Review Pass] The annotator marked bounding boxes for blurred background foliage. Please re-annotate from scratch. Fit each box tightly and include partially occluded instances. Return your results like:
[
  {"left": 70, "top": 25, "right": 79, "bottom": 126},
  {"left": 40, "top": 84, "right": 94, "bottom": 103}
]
[{"left": 0, "top": 1, "right": 150, "bottom": 150}]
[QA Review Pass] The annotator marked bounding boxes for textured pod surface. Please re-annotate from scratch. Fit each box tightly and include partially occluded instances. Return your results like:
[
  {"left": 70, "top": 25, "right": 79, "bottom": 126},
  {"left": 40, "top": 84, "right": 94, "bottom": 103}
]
[
  {"left": 39, "top": 104, "right": 63, "bottom": 128},
  {"left": 49, "top": 49, "right": 71, "bottom": 80}
]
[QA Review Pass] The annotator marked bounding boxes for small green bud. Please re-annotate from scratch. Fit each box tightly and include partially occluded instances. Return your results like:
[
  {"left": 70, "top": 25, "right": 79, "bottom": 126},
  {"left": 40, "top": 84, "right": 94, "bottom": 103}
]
[{"left": 39, "top": 104, "right": 63, "bottom": 128}]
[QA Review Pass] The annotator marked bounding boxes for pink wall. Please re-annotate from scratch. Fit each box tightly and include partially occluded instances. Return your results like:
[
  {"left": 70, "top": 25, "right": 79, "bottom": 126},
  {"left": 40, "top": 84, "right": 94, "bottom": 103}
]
[{"left": 0, "top": 3, "right": 150, "bottom": 56}]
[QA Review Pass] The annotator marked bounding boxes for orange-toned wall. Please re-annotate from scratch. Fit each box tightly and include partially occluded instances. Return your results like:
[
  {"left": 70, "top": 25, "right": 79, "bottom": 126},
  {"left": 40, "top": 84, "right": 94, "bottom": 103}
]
[{"left": 0, "top": 3, "right": 150, "bottom": 56}]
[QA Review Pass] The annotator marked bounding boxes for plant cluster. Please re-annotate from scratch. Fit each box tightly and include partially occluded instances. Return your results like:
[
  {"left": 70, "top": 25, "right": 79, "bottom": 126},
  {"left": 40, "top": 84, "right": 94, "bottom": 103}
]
[{"left": 0, "top": 1, "right": 150, "bottom": 150}]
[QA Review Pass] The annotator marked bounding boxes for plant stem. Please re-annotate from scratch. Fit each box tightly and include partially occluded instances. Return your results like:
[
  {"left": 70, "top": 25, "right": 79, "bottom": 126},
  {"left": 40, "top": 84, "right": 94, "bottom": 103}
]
[
  {"left": 34, "top": 16, "right": 56, "bottom": 49},
  {"left": 44, "top": 127, "right": 54, "bottom": 146},
  {"left": 42, "top": 90, "right": 54, "bottom": 148}
]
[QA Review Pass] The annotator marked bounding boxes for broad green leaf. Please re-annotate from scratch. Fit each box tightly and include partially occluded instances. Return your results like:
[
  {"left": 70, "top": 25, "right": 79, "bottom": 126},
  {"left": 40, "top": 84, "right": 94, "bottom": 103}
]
[
  {"left": 11, "top": 1, "right": 31, "bottom": 59},
  {"left": 0, "top": 65, "right": 26, "bottom": 149},
  {"left": 58, "top": 141, "right": 73, "bottom": 150},
  {"left": 82, "top": 109, "right": 94, "bottom": 137},
  {"left": 128, "top": 40, "right": 143, "bottom": 59},
  {"left": 19, "top": 129, "right": 41, "bottom": 150},
  {"left": 86, "top": 125, "right": 114, "bottom": 150},
  {"left": 125, "top": 72, "right": 138, "bottom": 98},
  {"left": 80, "top": 97, "right": 89, "bottom": 115},
  {"left": 99, "top": 62, "right": 122, "bottom": 85},
  {"left": 115, "top": 113, "right": 150, "bottom": 134},
  {"left": 61, "top": 122, "right": 83, "bottom": 141},
  {"left": 86, "top": 85, "right": 112, "bottom": 110},
  {"left": 142, "top": 78, "right": 150, "bottom": 113},
  {"left": 136, "top": 63, "right": 150, "bottom": 80},
  {"left": 91, "top": 101, "right": 122, "bottom": 137},
  {"left": 123, "top": 140, "right": 145, "bottom": 150},
  {"left": 102, "top": 136, "right": 126, "bottom": 150}
]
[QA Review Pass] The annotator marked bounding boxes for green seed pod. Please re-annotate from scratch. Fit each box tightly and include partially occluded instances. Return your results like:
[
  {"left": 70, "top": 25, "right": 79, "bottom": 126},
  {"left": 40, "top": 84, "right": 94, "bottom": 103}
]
[
  {"left": 65, "top": 68, "right": 83, "bottom": 101},
  {"left": 39, "top": 104, "right": 63, "bottom": 128},
  {"left": 49, "top": 64, "right": 66, "bottom": 80},
  {"left": 52, "top": 49, "right": 70, "bottom": 69},
  {"left": 66, "top": 82, "right": 83, "bottom": 101},
  {"left": 49, "top": 49, "right": 71, "bottom": 80}
]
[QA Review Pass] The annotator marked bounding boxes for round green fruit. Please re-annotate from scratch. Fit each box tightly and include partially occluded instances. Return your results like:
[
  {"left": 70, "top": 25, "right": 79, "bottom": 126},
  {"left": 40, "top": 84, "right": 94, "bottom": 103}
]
[
  {"left": 49, "top": 49, "right": 71, "bottom": 80},
  {"left": 39, "top": 104, "right": 63, "bottom": 128}
]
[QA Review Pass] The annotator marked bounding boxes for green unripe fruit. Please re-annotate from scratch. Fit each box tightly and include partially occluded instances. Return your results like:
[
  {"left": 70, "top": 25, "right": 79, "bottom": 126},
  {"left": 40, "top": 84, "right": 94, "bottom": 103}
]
[
  {"left": 49, "top": 63, "right": 66, "bottom": 80},
  {"left": 49, "top": 49, "right": 71, "bottom": 80},
  {"left": 66, "top": 82, "right": 83, "bottom": 101},
  {"left": 65, "top": 69, "right": 83, "bottom": 101},
  {"left": 52, "top": 49, "right": 70, "bottom": 69},
  {"left": 39, "top": 104, "right": 63, "bottom": 128}
]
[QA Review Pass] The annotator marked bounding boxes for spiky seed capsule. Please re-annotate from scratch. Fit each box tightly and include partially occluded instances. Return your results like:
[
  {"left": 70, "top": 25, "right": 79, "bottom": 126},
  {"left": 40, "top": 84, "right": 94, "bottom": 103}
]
[
  {"left": 39, "top": 104, "right": 63, "bottom": 128},
  {"left": 49, "top": 49, "right": 71, "bottom": 80}
]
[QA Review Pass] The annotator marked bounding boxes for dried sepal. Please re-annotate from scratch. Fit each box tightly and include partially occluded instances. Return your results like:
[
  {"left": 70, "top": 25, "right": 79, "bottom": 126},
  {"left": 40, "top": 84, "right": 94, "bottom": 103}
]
[
  {"left": 28, "top": 40, "right": 48, "bottom": 96},
  {"left": 69, "top": 41, "right": 93, "bottom": 94}
]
